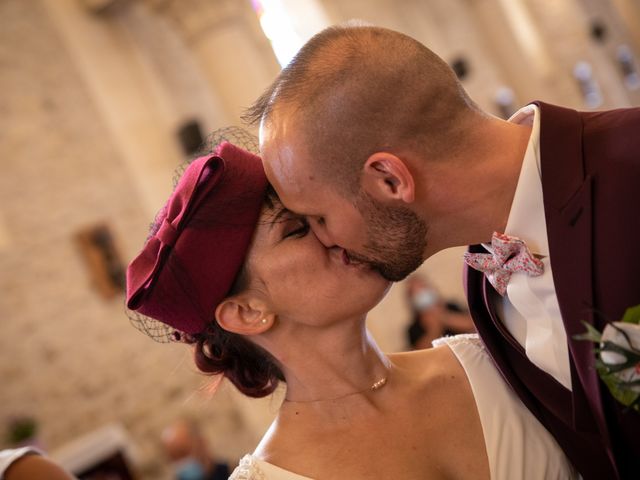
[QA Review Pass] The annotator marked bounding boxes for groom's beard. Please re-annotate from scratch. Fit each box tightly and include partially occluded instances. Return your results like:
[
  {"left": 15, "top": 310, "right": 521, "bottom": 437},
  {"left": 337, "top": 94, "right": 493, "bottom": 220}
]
[{"left": 350, "top": 194, "right": 427, "bottom": 282}]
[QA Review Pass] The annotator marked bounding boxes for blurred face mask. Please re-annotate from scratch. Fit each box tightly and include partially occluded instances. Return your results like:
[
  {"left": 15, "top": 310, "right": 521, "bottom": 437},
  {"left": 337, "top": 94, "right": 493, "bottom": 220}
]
[
  {"left": 174, "top": 457, "right": 206, "bottom": 480},
  {"left": 412, "top": 288, "right": 439, "bottom": 312}
]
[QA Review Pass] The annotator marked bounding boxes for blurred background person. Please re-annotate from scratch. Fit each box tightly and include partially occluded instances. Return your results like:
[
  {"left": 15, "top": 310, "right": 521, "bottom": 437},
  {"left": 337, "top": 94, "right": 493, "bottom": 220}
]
[
  {"left": 161, "top": 419, "right": 229, "bottom": 480},
  {"left": 406, "top": 274, "right": 475, "bottom": 349}
]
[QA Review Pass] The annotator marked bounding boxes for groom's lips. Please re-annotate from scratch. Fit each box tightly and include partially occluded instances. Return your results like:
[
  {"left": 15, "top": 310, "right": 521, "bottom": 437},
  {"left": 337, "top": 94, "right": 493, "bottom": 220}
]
[
  {"left": 342, "top": 250, "right": 369, "bottom": 268},
  {"left": 342, "top": 249, "right": 351, "bottom": 265}
]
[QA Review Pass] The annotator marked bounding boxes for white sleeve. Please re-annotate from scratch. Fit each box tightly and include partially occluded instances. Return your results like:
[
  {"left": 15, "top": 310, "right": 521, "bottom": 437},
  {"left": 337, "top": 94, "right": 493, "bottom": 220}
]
[{"left": 0, "top": 447, "right": 43, "bottom": 479}]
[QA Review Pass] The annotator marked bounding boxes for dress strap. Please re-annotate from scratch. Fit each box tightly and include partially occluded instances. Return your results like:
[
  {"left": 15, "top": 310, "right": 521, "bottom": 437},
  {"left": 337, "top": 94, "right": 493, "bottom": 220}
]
[
  {"left": 432, "top": 333, "right": 483, "bottom": 349},
  {"left": 229, "top": 455, "right": 267, "bottom": 480}
]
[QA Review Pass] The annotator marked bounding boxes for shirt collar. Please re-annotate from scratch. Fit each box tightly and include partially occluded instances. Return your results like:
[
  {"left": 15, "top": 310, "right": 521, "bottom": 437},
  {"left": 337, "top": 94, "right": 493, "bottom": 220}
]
[{"left": 502, "top": 104, "right": 549, "bottom": 257}]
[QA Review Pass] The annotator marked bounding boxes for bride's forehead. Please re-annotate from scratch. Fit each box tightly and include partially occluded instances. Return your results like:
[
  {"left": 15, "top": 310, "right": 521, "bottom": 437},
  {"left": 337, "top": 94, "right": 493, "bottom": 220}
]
[{"left": 258, "top": 200, "right": 292, "bottom": 227}]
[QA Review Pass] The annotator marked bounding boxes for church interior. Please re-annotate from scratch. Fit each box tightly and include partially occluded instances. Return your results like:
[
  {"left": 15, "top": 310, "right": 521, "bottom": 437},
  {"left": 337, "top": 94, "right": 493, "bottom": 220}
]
[{"left": 1, "top": 0, "right": 639, "bottom": 478}]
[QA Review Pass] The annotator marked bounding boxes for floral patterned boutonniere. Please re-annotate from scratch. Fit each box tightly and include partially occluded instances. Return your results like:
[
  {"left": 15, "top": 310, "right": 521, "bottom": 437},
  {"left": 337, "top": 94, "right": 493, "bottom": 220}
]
[{"left": 575, "top": 305, "right": 640, "bottom": 412}]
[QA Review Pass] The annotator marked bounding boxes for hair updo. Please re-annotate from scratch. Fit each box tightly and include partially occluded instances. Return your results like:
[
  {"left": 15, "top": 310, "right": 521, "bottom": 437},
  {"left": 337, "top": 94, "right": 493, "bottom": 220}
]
[{"left": 187, "top": 321, "right": 284, "bottom": 398}]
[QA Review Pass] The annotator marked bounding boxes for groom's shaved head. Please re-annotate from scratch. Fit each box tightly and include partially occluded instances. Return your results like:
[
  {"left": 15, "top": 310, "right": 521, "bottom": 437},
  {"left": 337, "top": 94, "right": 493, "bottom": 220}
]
[{"left": 246, "top": 23, "right": 481, "bottom": 195}]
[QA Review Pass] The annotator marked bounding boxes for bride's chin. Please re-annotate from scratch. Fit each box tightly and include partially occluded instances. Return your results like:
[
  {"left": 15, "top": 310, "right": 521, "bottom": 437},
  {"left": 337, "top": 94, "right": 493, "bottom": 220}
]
[
  {"left": 362, "top": 280, "right": 394, "bottom": 310},
  {"left": 333, "top": 282, "right": 390, "bottom": 318},
  {"left": 366, "top": 271, "right": 393, "bottom": 295},
  {"left": 346, "top": 267, "right": 391, "bottom": 294}
]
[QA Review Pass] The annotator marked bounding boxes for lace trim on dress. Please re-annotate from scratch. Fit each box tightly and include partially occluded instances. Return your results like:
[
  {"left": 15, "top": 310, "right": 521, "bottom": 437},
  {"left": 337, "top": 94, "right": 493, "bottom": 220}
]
[
  {"left": 432, "top": 333, "right": 484, "bottom": 350},
  {"left": 229, "top": 455, "right": 266, "bottom": 480}
]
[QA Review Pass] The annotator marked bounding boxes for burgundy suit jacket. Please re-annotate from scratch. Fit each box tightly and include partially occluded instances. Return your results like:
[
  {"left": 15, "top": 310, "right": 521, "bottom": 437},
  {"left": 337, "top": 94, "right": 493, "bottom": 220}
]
[{"left": 465, "top": 102, "right": 640, "bottom": 479}]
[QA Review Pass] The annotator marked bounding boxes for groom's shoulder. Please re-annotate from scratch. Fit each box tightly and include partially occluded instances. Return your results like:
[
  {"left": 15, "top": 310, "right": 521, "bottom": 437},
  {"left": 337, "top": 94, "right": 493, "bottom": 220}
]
[
  {"left": 582, "top": 106, "right": 640, "bottom": 169},
  {"left": 582, "top": 105, "right": 640, "bottom": 144}
]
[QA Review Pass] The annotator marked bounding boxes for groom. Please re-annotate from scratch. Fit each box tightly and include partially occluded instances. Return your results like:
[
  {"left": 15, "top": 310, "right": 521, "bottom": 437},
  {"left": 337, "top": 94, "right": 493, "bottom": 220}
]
[{"left": 247, "top": 24, "right": 640, "bottom": 479}]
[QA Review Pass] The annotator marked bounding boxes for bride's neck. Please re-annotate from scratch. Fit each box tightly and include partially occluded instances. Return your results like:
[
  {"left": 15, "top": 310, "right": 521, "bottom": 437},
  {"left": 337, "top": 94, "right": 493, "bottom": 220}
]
[{"left": 269, "top": 320, "right": 390, "bottom": 403}]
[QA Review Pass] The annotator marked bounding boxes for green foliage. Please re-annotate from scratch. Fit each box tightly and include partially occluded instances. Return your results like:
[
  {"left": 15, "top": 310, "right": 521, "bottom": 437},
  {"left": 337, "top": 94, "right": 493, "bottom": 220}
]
[
  {"left": 573, "top": 321, "right": 602, "bottom": 342},
  {"left": 595, "top": 360, "right": 640, "bottom": 412},
  {"left": 622, "top": 304, "right": 640, "bottom": 325},
  {"left": 574, "top": 306, "right": 640, "bottom": 413},
  {"left": 6, "top": 417, "right": 37, "bottom": 444}
]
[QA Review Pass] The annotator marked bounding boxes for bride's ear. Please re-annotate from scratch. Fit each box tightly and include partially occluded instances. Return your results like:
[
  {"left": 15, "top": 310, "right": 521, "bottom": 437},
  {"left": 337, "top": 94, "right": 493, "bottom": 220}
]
[{"left": 215, "top": 296, "right": 274, "bottom": 335}]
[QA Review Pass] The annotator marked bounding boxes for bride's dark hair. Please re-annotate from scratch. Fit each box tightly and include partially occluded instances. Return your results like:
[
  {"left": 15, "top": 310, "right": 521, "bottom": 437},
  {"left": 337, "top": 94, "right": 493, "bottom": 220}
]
[{"left": 190, "top": 308, "right": 284, "bottom": 398}]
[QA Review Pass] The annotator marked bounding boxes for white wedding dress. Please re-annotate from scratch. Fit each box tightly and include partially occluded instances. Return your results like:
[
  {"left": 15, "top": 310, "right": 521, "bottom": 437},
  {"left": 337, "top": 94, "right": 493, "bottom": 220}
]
[{"left": 229, "top": 334, "right": 577, "bottom": 480}]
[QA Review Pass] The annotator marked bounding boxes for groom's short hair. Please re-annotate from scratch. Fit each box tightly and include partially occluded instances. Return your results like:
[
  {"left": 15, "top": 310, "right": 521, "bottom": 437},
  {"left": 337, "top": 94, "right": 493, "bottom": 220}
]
[{"left": 245, "top": 23, "right": 480, "bottom": 195}]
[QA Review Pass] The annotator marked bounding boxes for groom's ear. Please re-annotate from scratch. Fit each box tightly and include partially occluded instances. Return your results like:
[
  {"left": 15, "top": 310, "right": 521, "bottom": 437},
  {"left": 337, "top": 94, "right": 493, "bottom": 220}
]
[
  {"left": 361, "top": 152, "right": 415, "bottom": 204},
  {"left": 215, "top": 294, "right": 274, "bottom": 335}
]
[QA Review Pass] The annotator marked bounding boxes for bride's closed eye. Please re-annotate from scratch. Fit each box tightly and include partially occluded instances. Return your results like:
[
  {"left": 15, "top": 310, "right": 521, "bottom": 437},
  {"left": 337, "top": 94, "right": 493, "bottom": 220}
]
[{"left": 283, "top": 218, "right": 310, "bottom": 239}]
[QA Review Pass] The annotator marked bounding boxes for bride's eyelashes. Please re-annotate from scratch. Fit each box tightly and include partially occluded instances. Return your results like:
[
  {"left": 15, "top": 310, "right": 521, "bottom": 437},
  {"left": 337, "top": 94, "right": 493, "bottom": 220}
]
[{"left": 282, "top": 219, "right": 310, "bottom": 239}]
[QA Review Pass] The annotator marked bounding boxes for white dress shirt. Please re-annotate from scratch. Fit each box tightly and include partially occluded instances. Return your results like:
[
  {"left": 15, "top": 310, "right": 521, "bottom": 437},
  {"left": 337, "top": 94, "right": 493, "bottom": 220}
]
[{"left": 489, "top": 104, "right": 572, "bottom": 391}]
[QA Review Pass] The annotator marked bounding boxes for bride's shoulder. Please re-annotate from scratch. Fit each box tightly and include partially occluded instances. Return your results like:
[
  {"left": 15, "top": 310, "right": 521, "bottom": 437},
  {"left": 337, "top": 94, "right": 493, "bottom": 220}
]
[
  {"left": 388, "top": 333, "right": 482, "bottom": 368},
  {"left": 387, "top": 340, "right": 470, "bottom": 391},
  {"left": 387, "top": 340, "right": 482, "bottom": 435}
]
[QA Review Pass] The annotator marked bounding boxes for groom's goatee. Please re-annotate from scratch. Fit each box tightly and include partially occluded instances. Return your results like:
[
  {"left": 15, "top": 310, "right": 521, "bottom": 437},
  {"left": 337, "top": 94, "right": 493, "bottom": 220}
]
[{"left": 351, "top": 196, "right": 427, "bottom": 281}]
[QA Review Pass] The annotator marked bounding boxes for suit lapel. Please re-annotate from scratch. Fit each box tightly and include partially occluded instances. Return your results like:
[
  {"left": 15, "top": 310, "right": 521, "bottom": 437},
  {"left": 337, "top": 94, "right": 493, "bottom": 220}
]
[
  {"left": 465, "top": 248, "right": 574, "bottom": 422},
  {"left": 535, "top": 102, "right": 609, "bottom": 440}
]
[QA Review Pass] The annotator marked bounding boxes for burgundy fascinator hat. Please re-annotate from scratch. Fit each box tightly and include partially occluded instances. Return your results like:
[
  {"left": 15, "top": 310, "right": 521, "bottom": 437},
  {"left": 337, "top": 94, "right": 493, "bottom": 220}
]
[{"left": 126, "top": 132, "right": 268, "bottom": 341}]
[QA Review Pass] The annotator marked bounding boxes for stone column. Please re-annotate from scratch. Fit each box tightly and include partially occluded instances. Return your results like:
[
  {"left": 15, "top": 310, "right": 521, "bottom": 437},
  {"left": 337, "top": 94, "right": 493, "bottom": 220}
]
[
  {"left": 149, "top": 0, "right": 281, "bottom": 126},
  {"left": 41, "top": 0, "right": 187, "bottom": 216},
  {"left": 523, "top": 0, "right": 632, "bottom": 109},
  {"left": 579, "top": 0, "right": 640, "bottom": 106}
]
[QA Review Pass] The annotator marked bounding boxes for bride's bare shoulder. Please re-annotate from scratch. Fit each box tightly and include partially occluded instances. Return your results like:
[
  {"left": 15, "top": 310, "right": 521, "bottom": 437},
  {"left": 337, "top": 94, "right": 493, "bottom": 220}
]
[
  {"left": 387, "top": 344, "right": 471, "bottom": 405},
  {"left": 388, "top": 344, "right": 482, "bottom": 444},
  {"left": 387, "top": 342, "right": 461, "bottom": 375}
]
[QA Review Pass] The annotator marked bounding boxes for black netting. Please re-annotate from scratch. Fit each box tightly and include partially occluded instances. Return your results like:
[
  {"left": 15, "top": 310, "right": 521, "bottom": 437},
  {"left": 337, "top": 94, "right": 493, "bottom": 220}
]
[{"left": 172, "top": 126, "right": 260, "bottom": 188}]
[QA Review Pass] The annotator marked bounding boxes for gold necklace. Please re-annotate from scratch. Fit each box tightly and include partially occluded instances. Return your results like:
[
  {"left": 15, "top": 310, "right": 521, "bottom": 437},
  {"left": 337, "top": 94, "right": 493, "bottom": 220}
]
[{"left": 284, "top": 375, "right": 388, "bottom": 403}]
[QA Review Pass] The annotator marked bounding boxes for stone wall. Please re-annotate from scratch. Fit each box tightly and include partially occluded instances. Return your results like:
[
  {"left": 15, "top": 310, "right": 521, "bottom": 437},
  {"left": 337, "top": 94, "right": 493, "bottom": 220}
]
[{"left": 0, "top": 1, "right": 276, "bottom": 478}]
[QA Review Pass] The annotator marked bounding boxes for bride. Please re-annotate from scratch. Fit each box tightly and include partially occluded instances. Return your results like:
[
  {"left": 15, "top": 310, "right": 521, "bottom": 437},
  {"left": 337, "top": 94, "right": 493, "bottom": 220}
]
[{"left": 126, "top": 139, "right": 576, "bottom": 479}]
